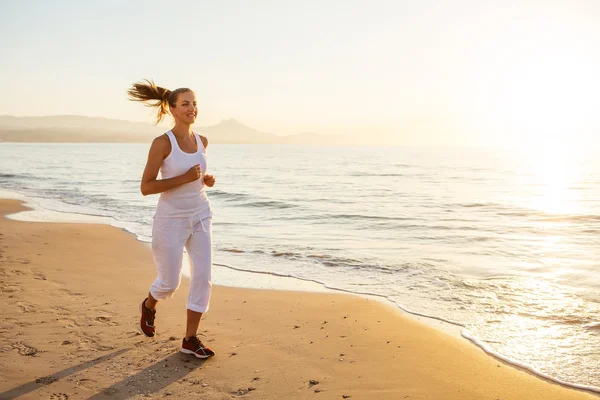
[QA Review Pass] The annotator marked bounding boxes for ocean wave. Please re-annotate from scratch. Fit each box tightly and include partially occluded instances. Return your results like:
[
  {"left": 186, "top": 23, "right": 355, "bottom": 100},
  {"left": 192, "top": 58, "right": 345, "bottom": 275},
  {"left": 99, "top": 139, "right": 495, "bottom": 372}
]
[
  {"left": 0, "top": 172, "right": 45, "bottom": 181},
  {"left": 222, "top": 248, "right": 245, "bottom": 254},
  {"left": 584, "top": 322, "right": 600, "bottom": 330},
  {"left": 348, "top": 172, "right": 407, "bottom": 177},
  {"left": 210, "top": 190, "right": 295, "bottom": 209},
  {"left": 219, "top": 246, "right": 426, "bottom": 275},
  {"left": 326, "top": 213, "right": 415, "bottom": 221},
  {"left": 498, "top": 210, "right": 600, "bottom": 223},
  {"left": 539, "top": 214, "right": 600, "bottom": 223},
  {"left": 461, "top": 330, "right": 600, "bottom": 394},
  {"left": 442, "top": 203, "right": 600, "bottom": 225},
  {"left": 208, "top": 189, "right": 250, "bottom": 201},
  {"left": 459, "top": 202, "right": 500, "bottom": 208},
  {"left": 242, "top": 200, "right": 296, "bottom": 209}
]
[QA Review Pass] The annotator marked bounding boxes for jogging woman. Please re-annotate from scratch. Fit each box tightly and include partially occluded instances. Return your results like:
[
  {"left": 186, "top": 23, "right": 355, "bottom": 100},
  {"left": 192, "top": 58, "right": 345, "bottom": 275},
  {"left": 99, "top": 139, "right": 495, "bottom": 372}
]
[{"left": 128, "top": 80, "right": 216, "bottom": 359}]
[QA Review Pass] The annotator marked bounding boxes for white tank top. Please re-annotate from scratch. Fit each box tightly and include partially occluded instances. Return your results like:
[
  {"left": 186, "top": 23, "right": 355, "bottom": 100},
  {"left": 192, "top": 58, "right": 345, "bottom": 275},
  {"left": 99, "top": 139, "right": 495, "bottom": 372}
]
[{"left": 155, "top": 130, "right": 211, "bottom": 218}]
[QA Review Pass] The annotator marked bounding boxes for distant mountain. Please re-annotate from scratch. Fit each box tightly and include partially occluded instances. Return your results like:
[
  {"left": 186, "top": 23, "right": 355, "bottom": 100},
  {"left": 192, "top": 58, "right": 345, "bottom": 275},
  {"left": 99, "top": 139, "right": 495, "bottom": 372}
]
[
  {"left": 194, "top": 119, "right": 282, "bottom": 144},
  {"left": 0, "top": 115, "right": 163, "bottom": 143},
  {"left": 0, "top": 115, "right": 160, "bottom": 132},
  {"left": 0, "top": 115, "right": 347, "bottom": 145}
]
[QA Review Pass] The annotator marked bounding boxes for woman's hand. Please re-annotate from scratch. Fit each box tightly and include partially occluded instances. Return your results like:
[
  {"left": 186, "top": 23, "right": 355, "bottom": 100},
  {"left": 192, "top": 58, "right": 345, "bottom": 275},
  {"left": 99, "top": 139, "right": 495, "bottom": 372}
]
[
  {"left": 184, "top": 165, "right": 203, "bottom": 183},
  {"left": 203, "top": 174, "right": 216, "bottom": 187}
]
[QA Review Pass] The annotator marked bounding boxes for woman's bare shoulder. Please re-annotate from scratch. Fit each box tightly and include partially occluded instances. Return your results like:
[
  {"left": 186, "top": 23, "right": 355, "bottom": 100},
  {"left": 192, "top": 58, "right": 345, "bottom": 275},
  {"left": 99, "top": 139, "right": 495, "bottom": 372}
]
[
  {"left": 199, "top": 135, "right": 209, "bottom": 149},
  {"left": 150, "top": 133, "right": 171, "bottom": 157}
]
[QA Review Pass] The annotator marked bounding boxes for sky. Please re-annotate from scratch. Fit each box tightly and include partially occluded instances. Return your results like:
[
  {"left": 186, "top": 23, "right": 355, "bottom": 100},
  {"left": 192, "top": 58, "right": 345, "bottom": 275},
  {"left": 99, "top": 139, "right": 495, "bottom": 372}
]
[{"left": 1, "top": 0, "right": 600, "bottom": 147}]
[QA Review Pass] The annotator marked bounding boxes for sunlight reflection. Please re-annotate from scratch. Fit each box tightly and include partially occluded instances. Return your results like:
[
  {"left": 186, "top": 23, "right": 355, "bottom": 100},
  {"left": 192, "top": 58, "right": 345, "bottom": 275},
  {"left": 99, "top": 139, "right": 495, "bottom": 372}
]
[
  {"left": 495, "top": 277, "right": 569, "bottom": 361},
  {"left": 529, "top": 143, "right": 581, "bottom": 215}
]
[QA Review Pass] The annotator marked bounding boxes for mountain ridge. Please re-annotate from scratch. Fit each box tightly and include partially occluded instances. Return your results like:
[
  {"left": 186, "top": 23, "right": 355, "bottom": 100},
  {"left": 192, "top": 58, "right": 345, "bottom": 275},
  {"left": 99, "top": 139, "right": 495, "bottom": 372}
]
[{"left": 0, "top": 115, "right": 348, "bottom": 145}]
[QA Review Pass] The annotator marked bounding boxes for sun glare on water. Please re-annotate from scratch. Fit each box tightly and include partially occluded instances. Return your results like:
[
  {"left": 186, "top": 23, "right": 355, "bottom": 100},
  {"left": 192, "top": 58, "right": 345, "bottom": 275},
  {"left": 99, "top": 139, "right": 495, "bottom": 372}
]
[{"left": 528, "top": 143, "right": 582, "bottom": 216}]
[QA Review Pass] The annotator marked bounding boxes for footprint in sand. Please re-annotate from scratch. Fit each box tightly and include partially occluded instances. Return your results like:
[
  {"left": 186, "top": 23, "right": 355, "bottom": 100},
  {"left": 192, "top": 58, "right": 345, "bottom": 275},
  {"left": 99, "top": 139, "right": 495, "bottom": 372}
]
[
  {"left": 76, "top": 378, "right": 97, "bottom": 390},
  {"left": 58, "top": 288, "right": 84, "bottom": 298},
  {"left": 0, "top": 282, "right": 21, "bottom": 293},
  {"left": 57, "top": 318, "right": 78, "bottom": 328},
  {"left": 12, "top": 342, "right": 38, "bottom": 356},
  {"left": 33, "top": 272, "right": 46, "bottom": 280},
  {"left": 49, "top": 394, "right": 69, "bottom": 400},
  {"left": 94, "top": 316, "right": 117, "bottom": 326},
  {"left": 95, "top": 344, "right": 115, "bottom": 351},
  {"left": 36, "top": 376, "right": 58, "bottom": 385},
  {"left": 74, "top": 333, "right": 115, "bottom": 352},
  {"left": 232, "top": 387, "right": 257, "bottom": 396},
  {"left": 17, "top": 302, "right": 36, "bottom": 313},
  {"left": 49, "top": 306, "right": 71, "bottom": 316},
  {"left": 7, "top": 257, "right": 31, "bottom": 265}
]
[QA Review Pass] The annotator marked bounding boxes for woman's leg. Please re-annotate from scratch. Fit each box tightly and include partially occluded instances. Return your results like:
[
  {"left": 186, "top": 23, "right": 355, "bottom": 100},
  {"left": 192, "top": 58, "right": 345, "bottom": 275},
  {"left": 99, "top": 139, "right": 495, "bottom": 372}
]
[
  {"left": 145, "top": 292, "right": 158, "bottom": 309},
  {"left": 141, "top": 216, "right": 189, "bottom": 336},
  {"left": 149, "top": 217, "right": 189, "bottom": 301},
  {"left": 184, "top": 213, "right": 213, "bottom": 338},
  {"left": 186, "top": 309, "right": 203, "bottom": 338},
  {"left": 180, "top": 212, "right": 215, "bottom": 358}
]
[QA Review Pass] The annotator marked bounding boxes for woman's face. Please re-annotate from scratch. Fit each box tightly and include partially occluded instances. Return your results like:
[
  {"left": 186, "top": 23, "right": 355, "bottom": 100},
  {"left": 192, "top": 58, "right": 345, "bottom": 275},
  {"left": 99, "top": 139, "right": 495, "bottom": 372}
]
[{"left": 171, "top": 91, "right": 197, "bottom": 125}]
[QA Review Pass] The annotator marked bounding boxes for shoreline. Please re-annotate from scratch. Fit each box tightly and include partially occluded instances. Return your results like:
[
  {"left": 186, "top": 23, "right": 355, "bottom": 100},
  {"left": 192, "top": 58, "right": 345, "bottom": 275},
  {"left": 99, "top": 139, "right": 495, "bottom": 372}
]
[
  {"left": 0, "top": 198, "right": 598, "bottom": 399},
  {"left": 0, "top": 189, "right": 463, "bottom": 336},
  {"left": 3, "top": 190, "right": 600, "bottom": 395}
]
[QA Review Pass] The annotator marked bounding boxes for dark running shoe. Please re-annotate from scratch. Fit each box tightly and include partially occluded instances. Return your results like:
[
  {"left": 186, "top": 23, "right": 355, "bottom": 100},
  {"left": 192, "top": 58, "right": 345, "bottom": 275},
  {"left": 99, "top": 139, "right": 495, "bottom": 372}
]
[
  {"left": 139, "top": 298, "right": 156, "bottom": 337},
  {"left": 181, "top": 336, "right": 215, "bottom": 359}
]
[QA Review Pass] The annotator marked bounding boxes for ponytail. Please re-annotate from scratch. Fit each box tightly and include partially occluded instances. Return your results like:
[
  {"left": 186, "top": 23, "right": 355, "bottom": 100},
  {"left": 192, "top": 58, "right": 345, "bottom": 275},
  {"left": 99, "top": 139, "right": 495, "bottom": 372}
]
[{"left": 127, "top": 79, "right": 191, "bottom": 124}]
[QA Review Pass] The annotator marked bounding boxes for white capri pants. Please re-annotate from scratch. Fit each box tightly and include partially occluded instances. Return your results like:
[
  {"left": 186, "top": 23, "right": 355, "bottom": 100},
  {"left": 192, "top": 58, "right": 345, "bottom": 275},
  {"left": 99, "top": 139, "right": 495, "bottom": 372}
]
[{"left": 149, "top": 209, "right": 213, "bottom": 313}]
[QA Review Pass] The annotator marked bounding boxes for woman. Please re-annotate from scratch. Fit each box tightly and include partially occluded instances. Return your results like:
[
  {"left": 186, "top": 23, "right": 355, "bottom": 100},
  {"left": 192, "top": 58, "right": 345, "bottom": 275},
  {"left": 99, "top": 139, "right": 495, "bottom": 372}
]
[{"left": 128, "top": 80, "right": 216, "bottom": 359}]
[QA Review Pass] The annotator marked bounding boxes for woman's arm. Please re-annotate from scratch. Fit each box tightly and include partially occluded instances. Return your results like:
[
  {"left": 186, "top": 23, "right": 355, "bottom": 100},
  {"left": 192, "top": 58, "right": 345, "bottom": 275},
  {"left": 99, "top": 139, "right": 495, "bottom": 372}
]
[
  {"left": 199, "top": 135, "right": 215, "bottom": 187},
  {"left": 140, "top": 136, "right": 202, "bottom": 196}
]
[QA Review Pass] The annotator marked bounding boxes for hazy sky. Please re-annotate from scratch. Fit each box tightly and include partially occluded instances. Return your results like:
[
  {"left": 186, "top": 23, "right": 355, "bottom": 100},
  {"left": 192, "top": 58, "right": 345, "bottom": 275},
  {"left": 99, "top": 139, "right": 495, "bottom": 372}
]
[{"left": 1, "top": 0, "right": 599, "bottom": 147}]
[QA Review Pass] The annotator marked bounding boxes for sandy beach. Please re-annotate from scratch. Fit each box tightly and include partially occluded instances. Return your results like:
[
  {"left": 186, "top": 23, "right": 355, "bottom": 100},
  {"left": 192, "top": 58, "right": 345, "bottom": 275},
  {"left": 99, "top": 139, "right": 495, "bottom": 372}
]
[{"left": 0, "top": 198, "right": 597, "bottom": 400}]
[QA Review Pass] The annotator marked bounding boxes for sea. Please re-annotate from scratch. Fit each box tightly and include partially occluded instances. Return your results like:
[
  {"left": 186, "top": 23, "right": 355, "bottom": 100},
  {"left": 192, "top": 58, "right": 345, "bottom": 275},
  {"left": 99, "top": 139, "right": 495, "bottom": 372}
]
[{"left": 1, "top": 142, "right": 599, "bottom": 392}]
